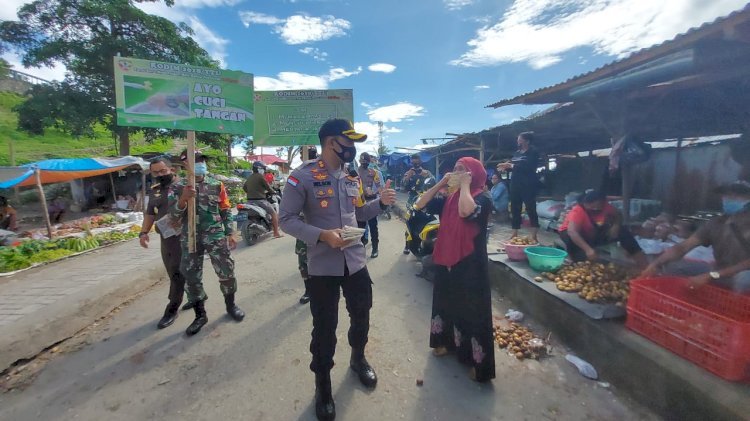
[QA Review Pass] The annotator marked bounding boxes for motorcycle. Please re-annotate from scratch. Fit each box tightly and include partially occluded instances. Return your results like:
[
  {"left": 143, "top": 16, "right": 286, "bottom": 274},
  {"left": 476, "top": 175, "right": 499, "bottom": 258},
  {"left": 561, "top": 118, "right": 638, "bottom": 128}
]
[
  {"left": 235, "top": 189, "right": 281, "bottom": 246},
  {"left": 404, "top": 177, "right": 440, "bottom": 258}
]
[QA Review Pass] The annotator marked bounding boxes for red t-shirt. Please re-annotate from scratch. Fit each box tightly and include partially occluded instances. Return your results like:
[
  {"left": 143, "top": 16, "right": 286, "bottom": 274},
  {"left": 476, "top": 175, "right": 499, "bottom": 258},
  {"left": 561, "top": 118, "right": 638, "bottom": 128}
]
[
  {"left": 559, "top": 203, "right": 618, "bottom": 239},
  {"left": 264, "top": 172, "right": 274, "bottom": 185}
]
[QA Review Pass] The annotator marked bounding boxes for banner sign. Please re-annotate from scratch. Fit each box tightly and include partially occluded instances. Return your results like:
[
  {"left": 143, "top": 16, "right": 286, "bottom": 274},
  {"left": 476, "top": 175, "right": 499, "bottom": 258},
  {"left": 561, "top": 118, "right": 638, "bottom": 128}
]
[
  {"left": 114, "top": 57, "right": 254, "bottom": 135},
  {"left": 253, "top": 89, "right": 354, "bottom": 146}
]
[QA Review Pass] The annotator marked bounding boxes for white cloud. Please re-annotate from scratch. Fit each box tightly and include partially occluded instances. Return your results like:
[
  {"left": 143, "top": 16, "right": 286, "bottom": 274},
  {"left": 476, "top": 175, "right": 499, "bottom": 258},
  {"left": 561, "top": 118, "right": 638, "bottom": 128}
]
[
  {"left": 254, "top": 67, "right": 361, "bottom": 90},
  {"left": 451, "top": 0, "right": 748, "bottom": 68},
  {"left": 0, "top": 0, "right": 28, "bottom": 20},
  {"left": 2, "top": 52, "right": 66, "bottom": 82},
  {"left": 444, "top": 0, "right": 475, "bottom": 10},
  {"left": 240, "top": 11, "right": 351, "bottom": 44},
  {"left": 361, "top": 101, "right": 372, "bottom": 108},
  {"left": 474, "top": 85, "right": 490, "bottom": 90},
  {"left": 239, "top": 11, "right": 284, "bottom": 26},
  {"left": 366, "top": 102, "right": 426, "bottom": 123},
  {"left": 136, "top": 2, "right": 230, "bottom": 66},
  {"left": 353, "top": 121, "right": 403, "bottom": 157},
  {"left": 368, "top": 63, "right": 396, "bottom": 73},
  {"left": 299, "top": 47, "right": 329, "bottom": 61}
]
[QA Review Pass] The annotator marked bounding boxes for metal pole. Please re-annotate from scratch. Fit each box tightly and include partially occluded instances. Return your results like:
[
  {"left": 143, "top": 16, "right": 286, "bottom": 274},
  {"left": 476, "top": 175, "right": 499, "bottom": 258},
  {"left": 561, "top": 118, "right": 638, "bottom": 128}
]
[
  {"left": 9, "top": 139, "right": 19, "bottom": 205},
  {"left": 435, "top": 155, "right": 441, "bottom": 180},
  {"left": 35, "top": 168, "right": 53, "bottom": 239},
  {"left": 479, "top": 138, "right": 485, "bottom": 165},
  {"left": 187, "top": 131, "right": 197, "bottom": 253},
  {"left": 140, "top": 171, "right": 147, "bottom": 212},
  {"left": 301, "top": 145, "right": 309, "bottom": 162}
]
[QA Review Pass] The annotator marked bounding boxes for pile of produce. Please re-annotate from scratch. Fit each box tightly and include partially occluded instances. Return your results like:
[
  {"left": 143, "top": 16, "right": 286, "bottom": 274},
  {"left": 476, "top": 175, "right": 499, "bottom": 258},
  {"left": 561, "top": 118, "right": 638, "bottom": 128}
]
[
  {"left": 508, "top": 236, "right": 537, "bottom": 245},
  {"left": 539, "top": 261, "right": 631, "bottom": 305},
  {"left": 0, "top": 227, "right": 140, "bottom": 273},
  {"left": 494, "top": 321, "right": 548, "bottom": 361}
]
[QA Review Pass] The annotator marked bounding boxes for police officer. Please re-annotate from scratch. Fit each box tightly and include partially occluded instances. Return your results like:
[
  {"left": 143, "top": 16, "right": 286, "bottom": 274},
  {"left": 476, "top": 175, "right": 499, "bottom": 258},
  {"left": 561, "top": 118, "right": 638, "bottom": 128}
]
[
  {"left": 140, "top": 157, "right": 188, "bottom": 329},
  {"left": 297, "top": 146, "right": 319, "bottom": 305},
  {"left": 402, "top": 153, "right": 433, "bottom": 254},
  {"left": 170, "top": 150, "right": 245, "bottom": 336},
  {"left": 357, "top": 152, "right": 383, "bottom": 258},
  {"left": 279, "top": 119, "right": 396, "bottom": 421}
]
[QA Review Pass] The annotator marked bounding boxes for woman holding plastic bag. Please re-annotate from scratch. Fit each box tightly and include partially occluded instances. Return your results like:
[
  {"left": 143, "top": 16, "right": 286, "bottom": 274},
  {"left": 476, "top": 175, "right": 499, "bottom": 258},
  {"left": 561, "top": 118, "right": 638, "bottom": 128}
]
[{"left": 414, "top": 157, "right": 495, "bottom": 383}]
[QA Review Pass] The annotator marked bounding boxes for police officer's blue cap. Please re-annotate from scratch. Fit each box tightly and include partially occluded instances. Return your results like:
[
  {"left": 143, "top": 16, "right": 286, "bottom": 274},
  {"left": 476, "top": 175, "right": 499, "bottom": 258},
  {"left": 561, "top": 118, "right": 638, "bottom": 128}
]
[{"left": 318, "top": 119, "right": 367, "bottom": 143}]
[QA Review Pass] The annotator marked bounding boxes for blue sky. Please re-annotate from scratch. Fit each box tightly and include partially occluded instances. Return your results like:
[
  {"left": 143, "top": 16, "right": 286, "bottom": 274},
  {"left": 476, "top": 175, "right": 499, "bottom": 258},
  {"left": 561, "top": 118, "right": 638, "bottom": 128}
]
[{"left": 3, "top": 0, "right": 748, "bottom": 157}]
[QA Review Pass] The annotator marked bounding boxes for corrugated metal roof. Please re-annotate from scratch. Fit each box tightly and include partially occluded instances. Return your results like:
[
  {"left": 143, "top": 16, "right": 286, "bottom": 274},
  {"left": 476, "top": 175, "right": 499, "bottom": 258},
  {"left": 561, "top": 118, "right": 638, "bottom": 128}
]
[{"left": 486, "top": 4, "right": 750, "bottom": 108}]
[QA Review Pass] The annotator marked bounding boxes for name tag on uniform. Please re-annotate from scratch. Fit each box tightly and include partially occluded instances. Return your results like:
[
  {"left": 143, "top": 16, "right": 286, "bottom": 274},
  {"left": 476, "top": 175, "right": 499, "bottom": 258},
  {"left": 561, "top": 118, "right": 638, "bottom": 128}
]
[{"left": 313, "top": 181, "right": 332, "bottom": 187}]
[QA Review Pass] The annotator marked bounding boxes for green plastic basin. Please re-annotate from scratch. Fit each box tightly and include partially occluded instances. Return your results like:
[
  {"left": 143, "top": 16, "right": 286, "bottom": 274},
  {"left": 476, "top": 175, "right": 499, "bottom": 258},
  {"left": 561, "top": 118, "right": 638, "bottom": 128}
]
[{"left": 524, "top": 246, "right": 568, "bottom": 272}]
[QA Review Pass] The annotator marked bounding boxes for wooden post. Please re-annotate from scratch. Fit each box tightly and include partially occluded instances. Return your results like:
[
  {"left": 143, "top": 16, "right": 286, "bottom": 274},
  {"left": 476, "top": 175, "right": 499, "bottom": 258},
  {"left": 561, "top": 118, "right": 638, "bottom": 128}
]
[
  {"left": 34, "top": 168, "right": 53, "bottom": 239},
  {"left": 109, "top": 172, "right": 117, "bottom": 204},
  {"left": 301, "top": 145, "right": 309, "bottom": 162},
  {"left": 479, "top": 138, "right": 485, "bottom": 165},
  {"left": 9, "top": 139, "right": 19, "bottom": 205},
  {"left": 187, "top": 131, "right": 197, "bottom": 253},
  {"left": 622, "top": 163, "right": 633, "bottom": 224},
  {"left": 671, "top": 139, "right": 683, "bottom": 214},
  {"left": 435, "top": 154, "right": 441, "bottom": 180}
]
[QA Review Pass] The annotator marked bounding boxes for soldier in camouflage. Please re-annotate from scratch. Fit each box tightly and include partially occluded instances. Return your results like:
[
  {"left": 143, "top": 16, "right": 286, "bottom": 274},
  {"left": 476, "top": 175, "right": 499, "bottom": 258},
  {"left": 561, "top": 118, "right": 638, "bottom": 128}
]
[
  {"left": 170, "top": 150, "right": 245, "bottom": 336},
  {"left": 296, "top": 146, "right": 318, "bottom": 305}
]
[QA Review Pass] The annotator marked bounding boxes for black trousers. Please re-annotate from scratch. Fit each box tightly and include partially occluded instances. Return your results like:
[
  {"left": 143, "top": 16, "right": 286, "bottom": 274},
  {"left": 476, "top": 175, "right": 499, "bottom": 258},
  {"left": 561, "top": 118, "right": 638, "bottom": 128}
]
[
  {"left": 560, "top": 226, "right": 641, "bottom": 262},
  {"left": 161, "top": 235, "right": 185, "bottom": 304},
  {"left": 308, "top": 266, "right": 373, "bottom": 374},
  {"left": 357, "top": 217, "right": 379, "bottom": 244},
  {"left": 510, "top": 186, "right": 539, "bottom": 229}
]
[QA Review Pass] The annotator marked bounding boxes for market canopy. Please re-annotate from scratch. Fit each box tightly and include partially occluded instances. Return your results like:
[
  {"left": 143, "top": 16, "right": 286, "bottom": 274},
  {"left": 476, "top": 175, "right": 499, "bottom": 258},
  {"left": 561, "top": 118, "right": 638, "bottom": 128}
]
[
  {"left": 0, "top": 157, "right": 149, "bottom": 189},
  {"left": 244, "top": 154, "right": 288, "bottom": 165}
]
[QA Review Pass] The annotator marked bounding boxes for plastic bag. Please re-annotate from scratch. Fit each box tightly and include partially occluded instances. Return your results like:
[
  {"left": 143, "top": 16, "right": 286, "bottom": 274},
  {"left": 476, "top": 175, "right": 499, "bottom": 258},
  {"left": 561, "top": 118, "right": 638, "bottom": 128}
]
[
  {"left": 565, "top": 354, "right": 598, "bottom": 380},
  {"left": 155, "top": 214, "right": 182, "bottom": 239},
  {"left": 505, "top": 309, "right": 524, "bottom": 322}
]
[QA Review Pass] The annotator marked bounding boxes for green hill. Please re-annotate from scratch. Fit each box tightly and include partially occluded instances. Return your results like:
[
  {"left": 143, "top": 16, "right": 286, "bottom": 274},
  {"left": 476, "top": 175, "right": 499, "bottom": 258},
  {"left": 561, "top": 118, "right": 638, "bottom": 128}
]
[{"left": 0, "top": 91, "right": 173, "bottom": 165}]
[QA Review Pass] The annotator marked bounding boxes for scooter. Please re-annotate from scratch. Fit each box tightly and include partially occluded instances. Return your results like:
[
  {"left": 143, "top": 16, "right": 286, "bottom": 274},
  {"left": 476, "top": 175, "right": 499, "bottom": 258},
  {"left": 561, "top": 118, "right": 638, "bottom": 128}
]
[{"left": 235, "top": 190, "right": 281, "bottom": 246}]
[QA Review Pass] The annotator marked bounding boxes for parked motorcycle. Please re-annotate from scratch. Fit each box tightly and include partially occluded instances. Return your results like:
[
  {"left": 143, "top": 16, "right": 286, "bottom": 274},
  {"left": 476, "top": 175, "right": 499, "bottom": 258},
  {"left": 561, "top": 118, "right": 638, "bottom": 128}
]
[
  {"left": 404, "top": 177, "right": 439, "bottom": 258},
  {"left": 235, "top": 189, "right": 281, "bottom": 246}
]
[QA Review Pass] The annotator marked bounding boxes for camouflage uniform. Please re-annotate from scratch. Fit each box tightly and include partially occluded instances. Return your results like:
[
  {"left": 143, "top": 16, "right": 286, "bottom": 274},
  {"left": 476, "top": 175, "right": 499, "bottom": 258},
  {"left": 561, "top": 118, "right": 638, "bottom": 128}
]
[
  {"left": 170, "top": 175, "right": 237, "bottom": 303},
  {"left": 296, "top": 238, "right": 309, "bottom": 279}
]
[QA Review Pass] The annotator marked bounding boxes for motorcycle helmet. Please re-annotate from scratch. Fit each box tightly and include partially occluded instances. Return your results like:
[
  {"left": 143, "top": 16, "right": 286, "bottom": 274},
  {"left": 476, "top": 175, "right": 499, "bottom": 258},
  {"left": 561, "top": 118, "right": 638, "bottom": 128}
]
[
  {"left": 252, "top": 161, "right": 267, "bottom": 172},
  {"left": 422, "top": 176, "right": 437, "bottom": 190}
]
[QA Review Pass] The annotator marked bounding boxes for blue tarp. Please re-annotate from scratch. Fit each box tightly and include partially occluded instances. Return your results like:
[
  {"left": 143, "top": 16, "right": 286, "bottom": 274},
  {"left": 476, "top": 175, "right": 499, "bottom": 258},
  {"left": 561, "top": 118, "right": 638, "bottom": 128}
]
[{"left": 0, "top": 157, "right": 148, "bottom": 189}]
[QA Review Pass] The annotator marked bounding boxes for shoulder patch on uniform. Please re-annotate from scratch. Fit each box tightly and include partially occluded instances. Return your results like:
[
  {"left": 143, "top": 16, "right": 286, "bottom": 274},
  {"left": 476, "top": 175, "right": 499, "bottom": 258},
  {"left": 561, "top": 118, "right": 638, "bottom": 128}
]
[{"left": 287, "top": 176, "right": 299, "bottom": 187}]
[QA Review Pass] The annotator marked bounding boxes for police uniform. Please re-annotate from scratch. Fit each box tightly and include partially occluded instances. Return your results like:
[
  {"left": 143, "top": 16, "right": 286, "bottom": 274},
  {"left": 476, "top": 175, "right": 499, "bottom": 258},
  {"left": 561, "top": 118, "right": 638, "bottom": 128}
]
[
  {"left": 279, "top": 158, "right": 384, "bottom": 375},
  {"left": 357, "top": 164, "right": 383, "bottom": 251},
  {"left": 169, "top": 175, "right": 237, "bottom": 304},
  {"left": 146, "top": 181, "right": 185, "bottom": 306}
]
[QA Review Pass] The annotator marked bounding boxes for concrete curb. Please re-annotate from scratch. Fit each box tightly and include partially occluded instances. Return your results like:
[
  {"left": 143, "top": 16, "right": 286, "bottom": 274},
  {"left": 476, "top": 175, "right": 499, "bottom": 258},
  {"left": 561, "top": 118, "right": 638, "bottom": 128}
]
[{"left": 0, "top": 245, "right": 166, "bottom": 370}]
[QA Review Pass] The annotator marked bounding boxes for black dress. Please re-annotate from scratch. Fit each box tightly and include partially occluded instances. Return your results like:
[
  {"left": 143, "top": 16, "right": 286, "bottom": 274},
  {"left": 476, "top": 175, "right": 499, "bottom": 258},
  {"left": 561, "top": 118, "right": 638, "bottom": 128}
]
[{"left": 427, "top": 193, "right": 495, "bottom": 382}]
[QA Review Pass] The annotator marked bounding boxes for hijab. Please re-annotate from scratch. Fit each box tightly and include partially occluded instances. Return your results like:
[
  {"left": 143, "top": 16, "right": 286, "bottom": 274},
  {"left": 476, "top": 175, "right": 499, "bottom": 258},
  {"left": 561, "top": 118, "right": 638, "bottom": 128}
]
[{"left": 432, "top": 157, "right": 487, "bottom": 268}]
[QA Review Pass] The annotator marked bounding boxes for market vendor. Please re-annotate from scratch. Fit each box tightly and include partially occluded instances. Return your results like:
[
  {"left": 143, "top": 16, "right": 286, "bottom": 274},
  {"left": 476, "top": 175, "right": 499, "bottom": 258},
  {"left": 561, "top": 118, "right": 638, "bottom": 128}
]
[
  {"left": 0, "top": 196, "right": 17, "bottom": 231},
  {"left": 642, "top": 181, "right": 750, "bottom": 292},
  {"left": 559, "top": 190, "right": 647, "bottom": 266}
]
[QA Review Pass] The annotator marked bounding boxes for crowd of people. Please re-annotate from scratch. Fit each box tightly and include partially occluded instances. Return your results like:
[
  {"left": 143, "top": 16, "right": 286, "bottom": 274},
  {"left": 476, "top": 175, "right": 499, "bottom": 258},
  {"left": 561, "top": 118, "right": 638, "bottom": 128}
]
[{"left": 135, "top": 120, "right": 749, "bottom": 421}]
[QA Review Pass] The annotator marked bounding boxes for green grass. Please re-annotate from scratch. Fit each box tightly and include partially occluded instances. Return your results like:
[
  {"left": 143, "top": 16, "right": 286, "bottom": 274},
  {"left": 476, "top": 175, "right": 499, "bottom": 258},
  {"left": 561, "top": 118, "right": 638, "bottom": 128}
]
[{"left": 0, "top": 91, "right": 173, "bottom": 165}]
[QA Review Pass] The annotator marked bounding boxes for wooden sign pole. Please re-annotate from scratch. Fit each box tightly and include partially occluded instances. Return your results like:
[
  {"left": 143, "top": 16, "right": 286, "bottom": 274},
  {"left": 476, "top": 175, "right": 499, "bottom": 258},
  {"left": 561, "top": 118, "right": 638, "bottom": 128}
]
[{"left": 187, "top": 131, "right": 197, "bottom": 253}]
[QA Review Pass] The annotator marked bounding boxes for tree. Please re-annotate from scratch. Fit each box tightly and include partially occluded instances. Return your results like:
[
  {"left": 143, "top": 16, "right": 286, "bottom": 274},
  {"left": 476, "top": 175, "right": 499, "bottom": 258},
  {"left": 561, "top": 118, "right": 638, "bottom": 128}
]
[
  {"left": 0, "top": 0, "right": 215, "bottom": 155},
  {"left": 377, "top": 144, "right": 391, "bottom": 156},
  {"left": 0, "top": 58, "right": 10, "bottom": 79}
]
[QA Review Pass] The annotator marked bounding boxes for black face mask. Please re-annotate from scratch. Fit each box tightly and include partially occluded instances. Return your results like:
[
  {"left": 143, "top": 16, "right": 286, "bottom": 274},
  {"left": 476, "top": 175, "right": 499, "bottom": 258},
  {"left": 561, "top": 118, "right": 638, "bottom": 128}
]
[
  {"left": 334, "top": 139, "right": 357, "bottom": 163},
  {"left": 414, "top": 166, "right": 423, "bottom": 174},
  {"left": 156, "top": 174, "right": 174, "bottom": 187}
]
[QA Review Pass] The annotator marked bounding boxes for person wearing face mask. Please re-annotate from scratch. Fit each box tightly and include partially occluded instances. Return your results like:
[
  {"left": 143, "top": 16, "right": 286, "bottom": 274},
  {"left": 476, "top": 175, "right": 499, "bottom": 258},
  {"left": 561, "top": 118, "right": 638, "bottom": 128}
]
[
  {"left": 279, "top": 119, "right": 397, "bottom": 421},
  {"left": 642, "top": 181, "right": 750, "bottom": 292},
  {"left": 170, "top": 150, "right": 245, "bottom": 336},
  {"left": 414, "top": 157, "right": 496, "bottom": 383},
  {"left": 140, "top": 157, "right": 190, "bottom": 328},
  {"left": 497, "top": 132, "right": 541, "bottom": 242},
  {"left": 559, "top": 190, "right": 646, "bottom": 266},
  {"left": 357, "top": 152, "right": 383, "bottom": 258}
]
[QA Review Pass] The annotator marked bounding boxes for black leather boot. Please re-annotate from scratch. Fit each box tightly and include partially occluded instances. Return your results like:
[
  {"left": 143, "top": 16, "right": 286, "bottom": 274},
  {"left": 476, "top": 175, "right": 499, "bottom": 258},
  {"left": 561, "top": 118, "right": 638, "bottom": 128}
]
[
  {"left": 181, "top": 296, "right": 206, "bottom": 311},
  {"left": 350, "top": 348, "right": 377, "bottom": 388},
  {"left": 370, "top": 241, "right": 379, "bottom": 259},
  {"left": 299, "top": 278, "right": 311, "bottom": 305},
  {"left": 224, "top": 293, "right": 245, "bottom": 321},
  {"left": 314, "top": 372, "right": 335, "bottom": 421},
  {"left": 157, "top": 301, "right": 179, "bottom": 329},
  {"left": 185, "top": 300, "right": 208, "bottom": 336}
]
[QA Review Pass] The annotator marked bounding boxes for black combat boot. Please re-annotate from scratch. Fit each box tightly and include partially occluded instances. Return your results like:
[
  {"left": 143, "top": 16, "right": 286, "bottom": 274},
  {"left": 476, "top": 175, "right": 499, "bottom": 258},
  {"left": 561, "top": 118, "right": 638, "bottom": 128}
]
[
  {"left": 314, "top": 372, "right": 335, "bottom": 420},
  {"left": 350, "top": 348, "right": 377, "bottom": 388},
  {"left": 370, "top": 241, "right": 379, "bottom": 259},
  {"left": 181, "top": 301, "right": 195, "bottom": 311},
  {"left": 156, "top": 301, "right": 180, "bottom": 329},
  {"left": 185, "top": 300, "right": 208, "bottom": 336},
  {"left": 224, "top": 293, "right": 245, "bottom": 321},
  {"left": 299, "top": 278, "right": 311, "bottom": 305}
]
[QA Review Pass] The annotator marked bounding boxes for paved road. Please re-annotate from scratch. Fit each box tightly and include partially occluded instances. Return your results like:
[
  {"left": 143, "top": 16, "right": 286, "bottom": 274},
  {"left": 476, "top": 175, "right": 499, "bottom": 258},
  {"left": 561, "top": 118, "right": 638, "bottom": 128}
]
[{"left": 0, "top": 219, "right": 657, "bottom": 420}]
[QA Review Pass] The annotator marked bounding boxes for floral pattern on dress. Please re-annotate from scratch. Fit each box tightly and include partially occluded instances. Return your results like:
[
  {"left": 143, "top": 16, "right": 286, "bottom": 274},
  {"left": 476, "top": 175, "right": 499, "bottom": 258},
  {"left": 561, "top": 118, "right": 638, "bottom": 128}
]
[
  {"left": 471, "top": 337, "right": 485, "bottom": 364},
  {"left": 454, "top": 326, "right": 463, "bottom": 348},
  {"left": 431, "top": 315, "right": 444, "bottom": 334}
]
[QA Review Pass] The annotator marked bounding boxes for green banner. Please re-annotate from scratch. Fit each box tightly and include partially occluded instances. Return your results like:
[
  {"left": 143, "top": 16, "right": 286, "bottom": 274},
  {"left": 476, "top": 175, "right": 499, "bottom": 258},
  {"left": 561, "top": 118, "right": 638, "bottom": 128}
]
[
  {"left": 253, "top": 90, "right": 354, "bottom": 146},
  {"left": 114, "top": 57, "right": 254, "bottom": 135}
]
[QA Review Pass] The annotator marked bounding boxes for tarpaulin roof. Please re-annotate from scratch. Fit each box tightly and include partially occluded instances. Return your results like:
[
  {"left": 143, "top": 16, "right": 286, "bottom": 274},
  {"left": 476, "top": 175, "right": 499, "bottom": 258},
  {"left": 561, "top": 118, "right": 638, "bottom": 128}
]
[
  {"left": 0, "top": 167, "right": 36, "bottom": 184},
  {"left": 0, "top": 157, "right": 149, "bottom": 189},
  {"left": 245, "top": 154, "right": 288, "bottom": 165}
]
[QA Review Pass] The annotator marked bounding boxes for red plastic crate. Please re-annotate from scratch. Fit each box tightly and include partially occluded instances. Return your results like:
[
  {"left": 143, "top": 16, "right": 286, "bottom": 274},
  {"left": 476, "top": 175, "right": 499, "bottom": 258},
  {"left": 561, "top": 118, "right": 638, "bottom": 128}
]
[{"left": 626, "top": 276, "right": 750, "bottom": 382}]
